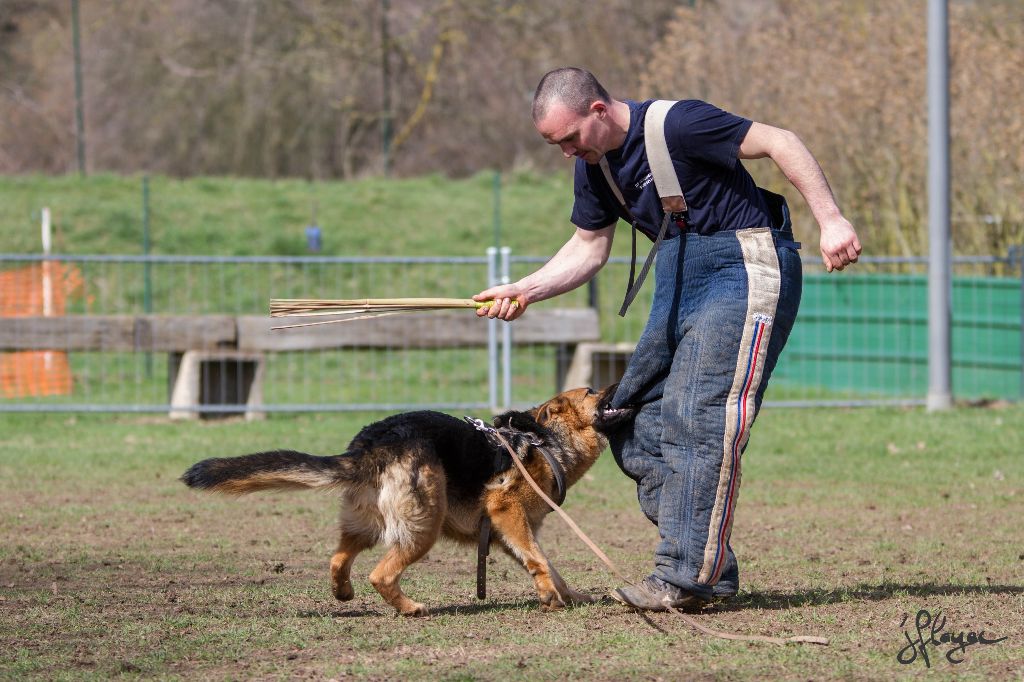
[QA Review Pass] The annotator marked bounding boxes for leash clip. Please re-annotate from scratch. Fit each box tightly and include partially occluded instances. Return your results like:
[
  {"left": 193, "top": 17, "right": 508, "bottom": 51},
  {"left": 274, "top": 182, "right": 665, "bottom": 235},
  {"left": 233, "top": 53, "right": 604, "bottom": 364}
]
[
  {"left": 463, "top": 416, "right": 490, "bottom": 433},
  {"left": 465, "top": 416, "right": 506, "bottom": 453},
  {"left": 464, "top": 416, "right": 545, "bottom": 450}
]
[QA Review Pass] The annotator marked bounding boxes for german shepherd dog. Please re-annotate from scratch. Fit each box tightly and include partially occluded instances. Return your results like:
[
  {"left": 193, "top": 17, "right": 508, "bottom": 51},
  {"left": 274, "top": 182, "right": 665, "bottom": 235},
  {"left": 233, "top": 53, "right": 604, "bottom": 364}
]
[{"left": 181, "top": 385, "right": 634, "bottom": 617}]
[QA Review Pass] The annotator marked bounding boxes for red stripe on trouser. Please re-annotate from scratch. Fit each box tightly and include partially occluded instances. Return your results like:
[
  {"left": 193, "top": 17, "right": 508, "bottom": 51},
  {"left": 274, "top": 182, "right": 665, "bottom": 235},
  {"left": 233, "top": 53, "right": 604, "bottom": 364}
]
[{"left": 709, "top": 321, "right": 766, "bottom": 583}]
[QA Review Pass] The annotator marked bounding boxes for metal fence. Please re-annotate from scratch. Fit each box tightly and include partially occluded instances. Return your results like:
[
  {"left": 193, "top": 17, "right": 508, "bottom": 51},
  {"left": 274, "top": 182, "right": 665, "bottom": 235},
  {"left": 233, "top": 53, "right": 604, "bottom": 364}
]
[{"left": 0, "top": 250, "right": 1020, "bottom": 414}]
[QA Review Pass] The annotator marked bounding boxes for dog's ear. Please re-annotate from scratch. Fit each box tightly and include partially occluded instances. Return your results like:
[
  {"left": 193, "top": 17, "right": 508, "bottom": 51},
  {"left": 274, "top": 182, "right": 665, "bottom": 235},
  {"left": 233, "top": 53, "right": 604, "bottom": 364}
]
[
  {"left": 535, "top": 404, "right": 552, "bottom": 425},
  {"left": 534, "top": 397, "right": 565, "bottom": 426}
]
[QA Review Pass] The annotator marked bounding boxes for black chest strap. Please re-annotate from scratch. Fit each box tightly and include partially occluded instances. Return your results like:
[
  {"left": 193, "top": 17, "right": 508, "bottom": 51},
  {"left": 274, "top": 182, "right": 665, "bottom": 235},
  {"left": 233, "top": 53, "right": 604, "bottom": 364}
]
[{"left": 464, "top": 416, "right": 567, "bottom": 599}]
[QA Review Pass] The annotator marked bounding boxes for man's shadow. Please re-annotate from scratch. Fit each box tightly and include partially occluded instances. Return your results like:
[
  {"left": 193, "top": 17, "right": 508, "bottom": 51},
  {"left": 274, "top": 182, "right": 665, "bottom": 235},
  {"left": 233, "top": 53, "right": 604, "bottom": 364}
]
[
  {"left": 295, "top": 583, "right": 1024, "bottom": 618},
  {"left": 711, "top": 582, "right": 1024, "bottom": 613}
]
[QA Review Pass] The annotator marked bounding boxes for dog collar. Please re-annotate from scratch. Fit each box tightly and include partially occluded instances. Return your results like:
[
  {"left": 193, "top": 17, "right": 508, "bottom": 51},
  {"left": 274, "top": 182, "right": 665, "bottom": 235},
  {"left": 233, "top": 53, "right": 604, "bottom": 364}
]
[{"left": 463, "top": 417, "right": 566, "bottom": 505}]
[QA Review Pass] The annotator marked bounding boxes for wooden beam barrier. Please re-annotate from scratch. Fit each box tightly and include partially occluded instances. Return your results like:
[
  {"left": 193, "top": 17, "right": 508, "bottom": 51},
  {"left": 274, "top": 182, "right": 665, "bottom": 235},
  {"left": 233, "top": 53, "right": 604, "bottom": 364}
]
[
  {"left": 0, "top": 309, "right": 600, "bottom": 352},
  {"left": 0, "top": 315, "right": 237, "bottom": 352}
]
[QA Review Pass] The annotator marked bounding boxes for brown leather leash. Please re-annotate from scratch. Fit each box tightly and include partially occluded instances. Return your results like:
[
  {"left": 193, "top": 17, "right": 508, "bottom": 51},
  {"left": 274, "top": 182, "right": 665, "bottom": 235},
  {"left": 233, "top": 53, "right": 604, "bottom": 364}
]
[{"left": 479, "top": 425, "right": 829, "bottom": 647}]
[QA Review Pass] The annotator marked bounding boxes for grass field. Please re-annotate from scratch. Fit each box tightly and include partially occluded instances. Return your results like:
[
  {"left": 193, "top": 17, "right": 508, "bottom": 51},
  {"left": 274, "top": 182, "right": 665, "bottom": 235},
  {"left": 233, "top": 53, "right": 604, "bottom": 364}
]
[
  {"left": 0, "top": 172, "right": 614, "bottom": 260},
  {"left": 1, "top": 404, "right": 1022, "bottom": 680}
]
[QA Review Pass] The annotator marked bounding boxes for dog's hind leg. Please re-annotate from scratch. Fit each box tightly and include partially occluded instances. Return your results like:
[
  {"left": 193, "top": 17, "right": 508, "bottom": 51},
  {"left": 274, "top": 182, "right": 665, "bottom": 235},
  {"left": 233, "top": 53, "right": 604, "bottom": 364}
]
[
  {"left": 368, "top": 537, "right": 436, "bottom": 617},
  {"left": 330, "top": 491, "right": 383, "bottom": 601},
  {"left": 330, "top": 530, "right": 375, "bottom": 601},
  {"left": 368, "top": 461, "right": 446, "bottom": 617}
]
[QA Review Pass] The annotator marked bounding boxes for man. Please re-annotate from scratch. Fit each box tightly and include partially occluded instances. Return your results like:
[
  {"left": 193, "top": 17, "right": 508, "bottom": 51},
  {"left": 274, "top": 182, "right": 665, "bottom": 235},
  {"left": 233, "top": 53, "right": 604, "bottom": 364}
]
[{"left": 474, "top": 67, "right": 860, "bottom": 611}]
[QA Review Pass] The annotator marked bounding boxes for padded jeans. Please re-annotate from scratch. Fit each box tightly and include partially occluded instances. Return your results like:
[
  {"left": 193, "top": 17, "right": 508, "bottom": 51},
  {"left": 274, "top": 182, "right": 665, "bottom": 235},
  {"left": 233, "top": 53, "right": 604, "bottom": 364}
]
[{"left": 609, "top": 226, "right": 802, "bottom": 601}]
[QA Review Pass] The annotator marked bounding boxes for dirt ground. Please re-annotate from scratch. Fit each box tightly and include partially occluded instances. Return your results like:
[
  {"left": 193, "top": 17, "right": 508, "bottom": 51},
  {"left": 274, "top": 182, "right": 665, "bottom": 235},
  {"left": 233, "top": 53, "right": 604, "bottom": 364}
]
[{"left": 2, "top": 409, "right": 1022, "bottom": 679}]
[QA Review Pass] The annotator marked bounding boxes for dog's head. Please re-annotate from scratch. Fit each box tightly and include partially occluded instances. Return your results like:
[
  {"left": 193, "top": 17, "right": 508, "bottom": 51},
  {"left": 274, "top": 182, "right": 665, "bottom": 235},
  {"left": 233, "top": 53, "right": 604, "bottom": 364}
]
[{"left": 530, "top": 383, "right": 636, "bottom": 435}]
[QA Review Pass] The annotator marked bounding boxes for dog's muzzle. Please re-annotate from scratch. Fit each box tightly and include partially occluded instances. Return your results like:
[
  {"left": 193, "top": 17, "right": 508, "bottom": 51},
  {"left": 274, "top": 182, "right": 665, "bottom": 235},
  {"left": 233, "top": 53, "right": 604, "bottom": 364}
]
[{"left": 595, "top": 383, "right": 637, "bottom": 429}]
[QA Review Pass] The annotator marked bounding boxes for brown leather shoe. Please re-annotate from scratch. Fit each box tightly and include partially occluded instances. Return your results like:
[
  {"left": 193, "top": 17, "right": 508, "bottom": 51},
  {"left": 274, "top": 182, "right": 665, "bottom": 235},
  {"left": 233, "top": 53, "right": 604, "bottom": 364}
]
[{"left": 609, "top": 575, "right": 706, "bottom": 612}]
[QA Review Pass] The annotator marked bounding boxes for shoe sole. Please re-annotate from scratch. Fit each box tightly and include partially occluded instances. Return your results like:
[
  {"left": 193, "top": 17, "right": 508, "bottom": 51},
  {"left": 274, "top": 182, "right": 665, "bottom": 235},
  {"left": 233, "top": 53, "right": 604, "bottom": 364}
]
[
  {"left": 608, "top": 589, "right": 668, "bottom": 612},
  {"left": 608, "top": 589, "right": 708, "bottom": 612}
]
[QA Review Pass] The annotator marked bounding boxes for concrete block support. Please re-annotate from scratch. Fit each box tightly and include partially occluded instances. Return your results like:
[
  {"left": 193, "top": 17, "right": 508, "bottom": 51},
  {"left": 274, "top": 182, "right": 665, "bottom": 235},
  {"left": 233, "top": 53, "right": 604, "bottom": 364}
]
[
  {"left": 169, "top": 350, "right": 265, "bottom": 420},
  {"left": 562, "top": 342, "right": 636, "bottom": 392}
]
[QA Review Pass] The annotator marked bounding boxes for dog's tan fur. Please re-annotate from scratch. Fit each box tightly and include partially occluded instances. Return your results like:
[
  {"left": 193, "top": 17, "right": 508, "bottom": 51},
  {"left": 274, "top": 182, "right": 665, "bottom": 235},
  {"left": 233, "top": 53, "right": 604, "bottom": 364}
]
[{"left": 182, "top": 386, "right": 631, "bottom": 616}]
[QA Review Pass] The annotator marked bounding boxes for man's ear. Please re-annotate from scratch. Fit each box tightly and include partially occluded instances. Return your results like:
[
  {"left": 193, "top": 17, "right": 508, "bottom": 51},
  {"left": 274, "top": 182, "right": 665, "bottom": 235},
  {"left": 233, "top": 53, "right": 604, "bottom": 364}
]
[{"left": 589, "top": 100, "right": 607, "bottom": 117}]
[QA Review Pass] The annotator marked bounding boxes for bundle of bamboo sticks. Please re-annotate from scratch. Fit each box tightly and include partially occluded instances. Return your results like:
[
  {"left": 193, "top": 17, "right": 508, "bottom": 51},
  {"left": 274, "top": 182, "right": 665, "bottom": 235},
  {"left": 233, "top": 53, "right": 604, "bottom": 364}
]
[{"left": 269, "top": 297, "right": 497, "bottom": 329}]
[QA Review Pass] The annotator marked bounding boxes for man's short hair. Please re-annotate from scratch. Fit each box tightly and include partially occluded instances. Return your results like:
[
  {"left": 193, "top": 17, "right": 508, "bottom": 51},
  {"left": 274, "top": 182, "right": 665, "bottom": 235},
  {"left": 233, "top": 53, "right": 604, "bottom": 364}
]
[{"left": 532, "top": 67, "right": 611, "bottom": 122}]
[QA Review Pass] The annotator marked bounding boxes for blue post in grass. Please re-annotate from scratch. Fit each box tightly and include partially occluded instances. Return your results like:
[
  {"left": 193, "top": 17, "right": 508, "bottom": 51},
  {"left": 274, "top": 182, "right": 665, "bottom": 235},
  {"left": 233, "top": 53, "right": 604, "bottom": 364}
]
[{"left": 72, "top": 0, "right": 86, "bottom": 176}]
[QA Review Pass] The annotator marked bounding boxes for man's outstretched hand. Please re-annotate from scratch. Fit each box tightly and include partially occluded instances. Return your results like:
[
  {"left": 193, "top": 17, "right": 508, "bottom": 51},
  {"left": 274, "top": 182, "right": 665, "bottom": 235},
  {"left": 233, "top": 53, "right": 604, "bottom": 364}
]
[{"left": 473, "top": 285, "right": 528, "bottom": 321}]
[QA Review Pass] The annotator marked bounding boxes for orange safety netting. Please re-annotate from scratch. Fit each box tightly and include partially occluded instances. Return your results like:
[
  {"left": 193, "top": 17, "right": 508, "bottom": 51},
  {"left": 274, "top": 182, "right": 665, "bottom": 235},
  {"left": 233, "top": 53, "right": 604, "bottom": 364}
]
[{"left": 0, "top": 262, "right": 84, "bottom": 398}]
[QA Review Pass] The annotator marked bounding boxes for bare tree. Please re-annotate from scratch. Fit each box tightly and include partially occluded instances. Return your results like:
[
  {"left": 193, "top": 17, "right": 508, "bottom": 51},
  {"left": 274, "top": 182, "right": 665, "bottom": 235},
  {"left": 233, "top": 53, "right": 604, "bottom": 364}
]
[{"left": 643, "top": 0, "right": 1023, "bottom": 255}]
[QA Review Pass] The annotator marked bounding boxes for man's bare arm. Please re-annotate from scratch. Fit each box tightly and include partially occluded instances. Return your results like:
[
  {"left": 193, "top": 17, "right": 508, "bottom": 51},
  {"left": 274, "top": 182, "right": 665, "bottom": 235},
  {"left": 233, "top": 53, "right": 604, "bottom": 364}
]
[
  {"left": 740, "top": 121, "right": 861, "bottom": 272},
  {"left": 473, "top": 224, "right": 615, "bottom": 320}
]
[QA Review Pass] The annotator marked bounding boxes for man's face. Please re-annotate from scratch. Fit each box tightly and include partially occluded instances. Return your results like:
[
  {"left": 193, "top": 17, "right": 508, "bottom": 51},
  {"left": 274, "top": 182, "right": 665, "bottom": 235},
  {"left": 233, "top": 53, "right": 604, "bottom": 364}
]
[{"left": 535, "top": 101, "right": 608, "bottom": 164}]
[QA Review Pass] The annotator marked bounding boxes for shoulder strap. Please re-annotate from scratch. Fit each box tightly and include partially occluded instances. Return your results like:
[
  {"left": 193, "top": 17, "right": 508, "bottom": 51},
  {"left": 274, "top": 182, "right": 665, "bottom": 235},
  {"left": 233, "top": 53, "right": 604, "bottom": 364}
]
[
  {"left": 598, "top": 101, "right": 685, "bottom": 317},
  {"left": 644, "top": 100, "right": 687, "bottom": 213},
  {"left": 599, "top": 157, "right": 630, "bottom": 217}
]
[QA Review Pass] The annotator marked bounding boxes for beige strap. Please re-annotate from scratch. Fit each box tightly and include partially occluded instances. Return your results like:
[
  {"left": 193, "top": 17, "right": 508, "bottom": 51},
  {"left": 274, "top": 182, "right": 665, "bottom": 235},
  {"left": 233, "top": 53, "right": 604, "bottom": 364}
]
[
  {"left": 597, "top": 100, "right": 689, "bottom": 317},
  {"left": 644, "top": 100, "right": 687, "bottom": 213}
]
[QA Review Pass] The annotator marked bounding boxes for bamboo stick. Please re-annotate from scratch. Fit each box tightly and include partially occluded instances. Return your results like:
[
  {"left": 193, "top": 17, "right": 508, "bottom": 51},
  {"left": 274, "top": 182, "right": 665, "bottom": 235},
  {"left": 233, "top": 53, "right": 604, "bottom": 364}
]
[{"left": 268, "top": 296, "right": 507, "bottom": 329}]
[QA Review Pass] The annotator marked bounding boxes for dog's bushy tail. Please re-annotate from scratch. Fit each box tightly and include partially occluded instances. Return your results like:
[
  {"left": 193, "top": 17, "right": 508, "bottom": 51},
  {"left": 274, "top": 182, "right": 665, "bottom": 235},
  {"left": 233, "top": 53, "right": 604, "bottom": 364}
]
[{"left": 181, "top": 450, "right": 355, "bottom": 495}]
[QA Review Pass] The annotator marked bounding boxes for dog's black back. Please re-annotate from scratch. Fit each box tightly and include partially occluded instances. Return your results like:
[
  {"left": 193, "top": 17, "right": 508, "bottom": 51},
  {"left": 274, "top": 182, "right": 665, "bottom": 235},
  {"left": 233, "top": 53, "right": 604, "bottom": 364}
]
[{"left": 346, "top": 411, "right": 511, "bottom": 499}]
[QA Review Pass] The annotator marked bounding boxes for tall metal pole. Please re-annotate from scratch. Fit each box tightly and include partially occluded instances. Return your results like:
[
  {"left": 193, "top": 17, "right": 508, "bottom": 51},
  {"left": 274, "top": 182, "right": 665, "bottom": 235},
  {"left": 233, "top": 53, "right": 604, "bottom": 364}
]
[
  {"left": 380, "top": 0, "right": 393, "bottom": 176},
  {"left": 71, "top": 0, "right": 86, "bottom": 175},
  {"left": 500, "top": 246, "right": 512, "bottom": 410},
  {"left": 487, "top": 247, "right": 499, "bottom": 412},
  {"left": 927, "top": 0, "right": 952, "bottom": 411}
]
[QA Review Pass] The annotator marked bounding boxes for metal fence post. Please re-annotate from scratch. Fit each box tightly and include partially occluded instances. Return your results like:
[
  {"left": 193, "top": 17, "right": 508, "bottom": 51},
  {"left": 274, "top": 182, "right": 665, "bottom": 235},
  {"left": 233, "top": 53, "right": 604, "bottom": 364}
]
[
  {"left": 486, "top": 247, "right": 499, "bottom": 412},
  {"left": 500, "top": 247, "right": 512, "bottom": 410}
]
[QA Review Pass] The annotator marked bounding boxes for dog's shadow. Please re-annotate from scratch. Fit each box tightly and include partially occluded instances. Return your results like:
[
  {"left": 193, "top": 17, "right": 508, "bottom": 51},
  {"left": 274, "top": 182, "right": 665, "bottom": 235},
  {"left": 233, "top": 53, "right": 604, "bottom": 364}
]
[
  {"left": 295, "top": 599, "right": 538, "bottom": 619},
  {"left": 296, "top": 607, "right": 383, "bottom": 618},
  {"left": 711, "top": 582, "right": 1024, "bottom": 613}
]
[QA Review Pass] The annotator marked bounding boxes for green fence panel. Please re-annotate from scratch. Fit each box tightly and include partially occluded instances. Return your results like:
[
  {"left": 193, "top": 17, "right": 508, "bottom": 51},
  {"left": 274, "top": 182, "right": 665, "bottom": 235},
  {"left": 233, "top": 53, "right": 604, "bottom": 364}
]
[{"left": 773, "top": 273, "right": 1021, "bottom": 401}]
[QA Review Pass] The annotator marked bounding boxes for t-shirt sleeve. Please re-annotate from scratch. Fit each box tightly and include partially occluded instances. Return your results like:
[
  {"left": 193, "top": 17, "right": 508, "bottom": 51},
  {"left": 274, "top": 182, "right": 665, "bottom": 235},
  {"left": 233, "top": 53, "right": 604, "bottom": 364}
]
[
  {"left": 665, "top": 100, "right": 752, "bottom": 171},
  {"left": 569, "top": 159, "right": 621, "bottom": 230}
]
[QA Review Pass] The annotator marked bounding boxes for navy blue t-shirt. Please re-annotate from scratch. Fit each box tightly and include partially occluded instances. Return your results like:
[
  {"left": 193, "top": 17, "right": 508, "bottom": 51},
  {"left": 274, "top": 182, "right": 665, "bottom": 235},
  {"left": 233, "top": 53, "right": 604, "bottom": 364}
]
[{"left": 570, "top": 99, "right": 771, "bottom": 239}]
